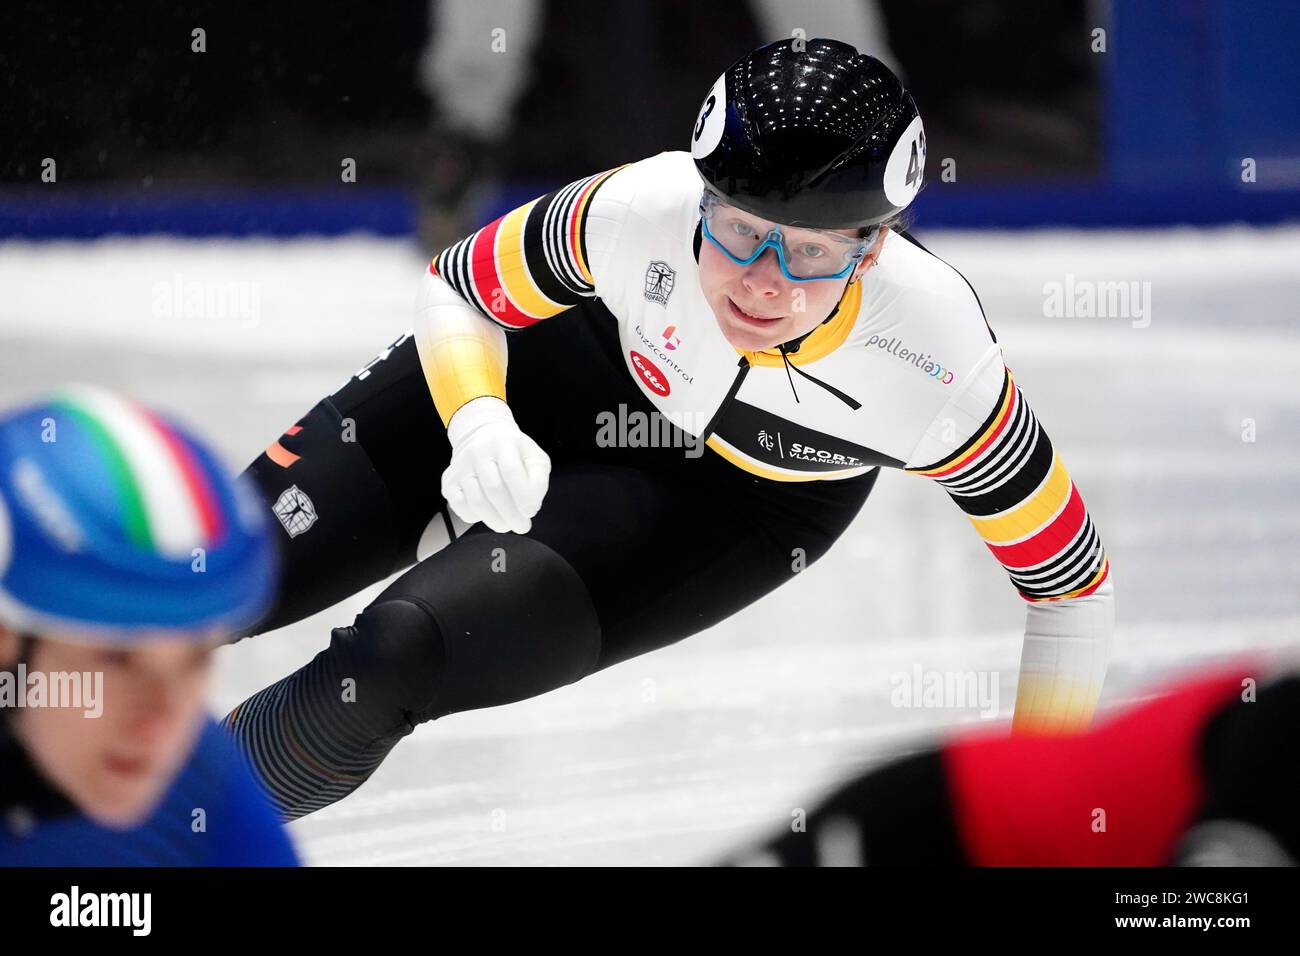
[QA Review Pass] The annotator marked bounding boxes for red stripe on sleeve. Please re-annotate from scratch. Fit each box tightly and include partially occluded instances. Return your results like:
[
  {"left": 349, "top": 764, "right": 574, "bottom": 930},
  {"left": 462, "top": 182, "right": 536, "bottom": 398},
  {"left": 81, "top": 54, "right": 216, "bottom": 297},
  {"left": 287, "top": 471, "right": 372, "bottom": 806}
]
[
  {"left": 986, "top": 482, "right": 1087, "bottom": 569},
  {"left": 927, "top": 386, "right": 1018, "bottom": 480},
  {"left": 567, "top": 175, "right": 606, "bottom": 283},
  {"left": 468, "top": 217, "right": 504, "bottom": 317},
  {"left": 468, "top": 215, "right": 540, "bottom": 329}
]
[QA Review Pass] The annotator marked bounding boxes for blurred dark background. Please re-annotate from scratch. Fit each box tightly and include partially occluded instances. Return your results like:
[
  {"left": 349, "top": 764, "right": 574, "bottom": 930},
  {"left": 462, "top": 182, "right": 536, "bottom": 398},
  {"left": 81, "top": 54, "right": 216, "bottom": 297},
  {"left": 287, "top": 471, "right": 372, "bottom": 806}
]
[{"left": 0, "top": 0, "right": 1296, "bottom": 242}]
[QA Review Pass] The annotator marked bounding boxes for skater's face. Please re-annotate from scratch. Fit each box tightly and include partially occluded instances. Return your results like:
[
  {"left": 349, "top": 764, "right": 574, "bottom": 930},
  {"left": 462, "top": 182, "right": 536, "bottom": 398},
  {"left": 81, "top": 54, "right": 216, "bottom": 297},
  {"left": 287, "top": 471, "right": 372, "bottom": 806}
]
[
  {"left": 1, "top": 626, "right": 216, "bottom": 829},
  {"left": 698, "top": 207, "right": 887, "bottom": 352}
]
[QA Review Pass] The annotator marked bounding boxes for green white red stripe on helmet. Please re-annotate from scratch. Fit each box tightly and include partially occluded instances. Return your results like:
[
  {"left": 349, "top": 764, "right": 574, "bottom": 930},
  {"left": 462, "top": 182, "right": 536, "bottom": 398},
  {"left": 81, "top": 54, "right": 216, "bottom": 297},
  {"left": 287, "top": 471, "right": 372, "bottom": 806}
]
[
  {"left": 52, "top": 386, "right": 224, "bottom": 558},
  {"left": 0, "top": 386, "right": 276, "bottom": 639}
]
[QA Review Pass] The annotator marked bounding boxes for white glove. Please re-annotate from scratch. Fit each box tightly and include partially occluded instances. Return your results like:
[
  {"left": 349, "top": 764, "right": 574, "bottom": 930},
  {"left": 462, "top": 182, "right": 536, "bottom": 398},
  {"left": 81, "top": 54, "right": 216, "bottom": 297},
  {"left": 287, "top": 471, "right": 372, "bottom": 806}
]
[{"left": 441, "top": 396, "right": 550, "bottom": 534}]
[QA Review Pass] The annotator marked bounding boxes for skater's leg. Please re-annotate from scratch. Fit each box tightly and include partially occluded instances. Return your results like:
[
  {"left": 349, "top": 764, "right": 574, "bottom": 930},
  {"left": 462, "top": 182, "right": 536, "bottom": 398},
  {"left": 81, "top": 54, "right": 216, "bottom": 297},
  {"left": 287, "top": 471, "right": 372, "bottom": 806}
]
[
  {"left": 225, "top": 532, "right": 600, "bottom": 818},
  {"left": 237, "top": 333, "right": 455, "bottom": 636},
  {"left": 226, "top": 462, "right": 878, "bottom": 817}
]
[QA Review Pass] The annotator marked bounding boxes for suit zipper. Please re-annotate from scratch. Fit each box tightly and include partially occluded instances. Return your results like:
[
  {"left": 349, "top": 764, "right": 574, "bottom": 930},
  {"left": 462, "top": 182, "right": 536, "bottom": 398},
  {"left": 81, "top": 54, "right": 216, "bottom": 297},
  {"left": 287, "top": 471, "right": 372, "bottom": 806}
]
[{"left": 699, "top": 354, "right": 751, "bottom": 445}]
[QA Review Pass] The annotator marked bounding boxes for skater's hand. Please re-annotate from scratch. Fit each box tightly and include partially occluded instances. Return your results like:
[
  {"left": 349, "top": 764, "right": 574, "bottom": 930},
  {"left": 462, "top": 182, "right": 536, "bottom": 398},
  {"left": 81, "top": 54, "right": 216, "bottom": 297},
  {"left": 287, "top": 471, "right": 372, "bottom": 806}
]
[{"left": 442, "top": 396, "right": 550, "bottom": 534}]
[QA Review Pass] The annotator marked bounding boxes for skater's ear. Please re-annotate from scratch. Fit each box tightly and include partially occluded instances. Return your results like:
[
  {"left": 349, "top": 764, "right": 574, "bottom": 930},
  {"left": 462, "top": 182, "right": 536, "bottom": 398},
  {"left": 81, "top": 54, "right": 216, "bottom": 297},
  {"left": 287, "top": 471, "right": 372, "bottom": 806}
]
[{"left": 0, "top": 625, "right": 16, "bottom": 666}]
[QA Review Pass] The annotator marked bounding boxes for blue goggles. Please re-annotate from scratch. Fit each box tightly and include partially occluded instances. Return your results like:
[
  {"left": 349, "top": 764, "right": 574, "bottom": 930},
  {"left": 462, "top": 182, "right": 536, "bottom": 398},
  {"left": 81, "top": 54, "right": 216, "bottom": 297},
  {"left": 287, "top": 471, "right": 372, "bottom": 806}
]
[{"left": 699, "top": 191, "right": 877, "bottom": 282}]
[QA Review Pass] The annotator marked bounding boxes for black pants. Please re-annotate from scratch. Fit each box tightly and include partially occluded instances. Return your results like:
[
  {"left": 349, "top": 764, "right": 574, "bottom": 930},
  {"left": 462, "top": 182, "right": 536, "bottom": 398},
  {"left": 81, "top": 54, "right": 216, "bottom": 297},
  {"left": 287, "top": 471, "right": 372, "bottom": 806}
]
[{"left": 227, "top": 300, "right": 879, "bottom": 816}]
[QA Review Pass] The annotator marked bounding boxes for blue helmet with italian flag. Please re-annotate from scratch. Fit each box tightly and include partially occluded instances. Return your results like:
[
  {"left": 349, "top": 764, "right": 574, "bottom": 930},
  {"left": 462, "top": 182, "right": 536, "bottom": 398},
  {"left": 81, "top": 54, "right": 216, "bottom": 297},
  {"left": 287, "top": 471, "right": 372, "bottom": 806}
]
[{"left": 0, "top": 386, "right": 276, "bottom": 641}]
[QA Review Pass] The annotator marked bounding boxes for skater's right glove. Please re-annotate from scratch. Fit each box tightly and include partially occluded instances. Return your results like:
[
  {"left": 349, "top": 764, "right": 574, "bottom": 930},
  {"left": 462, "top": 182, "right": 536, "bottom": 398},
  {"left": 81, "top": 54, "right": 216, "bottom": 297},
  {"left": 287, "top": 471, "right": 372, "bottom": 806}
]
[{"left": 442, "top": 396, "right": 551, "bottom": 534}]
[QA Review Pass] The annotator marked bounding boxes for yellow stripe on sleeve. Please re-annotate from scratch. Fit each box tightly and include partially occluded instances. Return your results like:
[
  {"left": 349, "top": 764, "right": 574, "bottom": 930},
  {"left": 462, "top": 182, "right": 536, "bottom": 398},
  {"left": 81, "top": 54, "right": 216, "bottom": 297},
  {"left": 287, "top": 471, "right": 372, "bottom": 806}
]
[
  {"left": 420, "top": 321, "right": 509, "bottom": 427},
  {"left": 967, "top": 454, "right": 1072, "bottom": 545},
  {"left": 493, "top": 200, "right": 570, "bottom": 321}
]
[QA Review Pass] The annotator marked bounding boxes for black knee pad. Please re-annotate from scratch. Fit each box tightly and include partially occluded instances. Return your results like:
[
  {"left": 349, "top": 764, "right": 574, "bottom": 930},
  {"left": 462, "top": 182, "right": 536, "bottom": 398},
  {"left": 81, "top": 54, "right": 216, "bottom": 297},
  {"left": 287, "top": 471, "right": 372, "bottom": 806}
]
[
  {"left": 352, "top": 533, "right": 602, "bottom": 724},
  {"left": 323, "top": 599, "right": 448, "bottom": 739}
]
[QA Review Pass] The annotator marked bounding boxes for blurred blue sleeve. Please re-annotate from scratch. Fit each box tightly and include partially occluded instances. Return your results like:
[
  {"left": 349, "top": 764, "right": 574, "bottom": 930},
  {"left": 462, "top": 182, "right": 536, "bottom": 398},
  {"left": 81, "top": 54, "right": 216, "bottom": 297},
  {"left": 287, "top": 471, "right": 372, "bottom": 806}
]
[{"left": 194, "top": 718, "right": 301, "bottom": 866}]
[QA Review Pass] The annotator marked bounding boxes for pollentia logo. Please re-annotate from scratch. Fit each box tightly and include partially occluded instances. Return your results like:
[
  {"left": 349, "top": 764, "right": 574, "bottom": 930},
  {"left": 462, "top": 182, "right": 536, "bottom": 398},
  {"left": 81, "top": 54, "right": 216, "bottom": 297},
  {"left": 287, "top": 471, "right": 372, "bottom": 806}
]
[{"left": 866, "top": 334, "right": 955, "bottom": 385}]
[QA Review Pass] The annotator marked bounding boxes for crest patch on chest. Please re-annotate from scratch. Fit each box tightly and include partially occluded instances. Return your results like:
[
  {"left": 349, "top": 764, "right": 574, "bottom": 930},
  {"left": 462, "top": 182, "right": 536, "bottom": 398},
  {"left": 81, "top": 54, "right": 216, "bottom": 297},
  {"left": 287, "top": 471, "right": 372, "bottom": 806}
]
[{"left": 644, "top": 261, "right": 676, "bottom": 305}]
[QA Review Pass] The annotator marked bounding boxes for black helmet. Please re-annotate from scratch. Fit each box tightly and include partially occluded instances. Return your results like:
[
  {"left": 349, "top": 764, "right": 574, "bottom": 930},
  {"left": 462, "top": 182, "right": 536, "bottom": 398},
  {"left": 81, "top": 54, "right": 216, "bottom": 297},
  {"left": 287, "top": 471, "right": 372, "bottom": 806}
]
[{"left": 692, "top": 38, "right": 925, "bottom": 229}]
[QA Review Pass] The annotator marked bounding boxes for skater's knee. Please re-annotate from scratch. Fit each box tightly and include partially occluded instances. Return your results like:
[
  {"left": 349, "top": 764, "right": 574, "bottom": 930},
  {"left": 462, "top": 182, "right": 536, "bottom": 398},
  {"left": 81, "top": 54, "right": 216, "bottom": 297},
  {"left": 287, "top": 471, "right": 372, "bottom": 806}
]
[
  {"left": 374, "top": 532, "right": 603, "bottom": 719},
  {"left": 329, "top": 599, "right": 447, "bottom": 727}
]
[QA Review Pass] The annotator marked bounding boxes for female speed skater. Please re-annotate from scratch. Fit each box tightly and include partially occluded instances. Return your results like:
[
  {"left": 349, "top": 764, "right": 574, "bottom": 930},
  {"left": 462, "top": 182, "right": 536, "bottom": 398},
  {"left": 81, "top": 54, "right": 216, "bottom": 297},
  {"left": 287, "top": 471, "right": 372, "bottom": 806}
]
[{"left": 224, "top": 38, "right": 1114, "bottom": 819}]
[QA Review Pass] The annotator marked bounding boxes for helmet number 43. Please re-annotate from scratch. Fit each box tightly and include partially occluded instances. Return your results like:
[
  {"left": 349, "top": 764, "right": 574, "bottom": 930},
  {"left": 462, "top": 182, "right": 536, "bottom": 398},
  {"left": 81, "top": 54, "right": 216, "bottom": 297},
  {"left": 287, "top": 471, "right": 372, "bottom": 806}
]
[
  {"left": 694, "top": 95, "right": 716, "bottom": 142},
  {"left": 905, "top": 129, "right": 927, "bottom": 187}
]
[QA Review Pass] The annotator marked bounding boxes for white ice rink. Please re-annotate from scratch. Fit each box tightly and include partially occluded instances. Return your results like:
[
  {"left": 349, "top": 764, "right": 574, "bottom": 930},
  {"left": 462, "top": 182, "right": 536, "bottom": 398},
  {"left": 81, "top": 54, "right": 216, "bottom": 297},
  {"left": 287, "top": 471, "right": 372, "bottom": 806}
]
[{"left": 2, "top": 227, "right": 1297, "bottom": 865}]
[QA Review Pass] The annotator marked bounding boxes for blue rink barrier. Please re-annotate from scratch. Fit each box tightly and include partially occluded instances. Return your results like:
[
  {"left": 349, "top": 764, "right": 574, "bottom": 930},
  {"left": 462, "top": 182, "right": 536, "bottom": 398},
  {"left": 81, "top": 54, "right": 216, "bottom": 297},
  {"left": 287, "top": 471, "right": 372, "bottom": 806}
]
[
  {"left": 0, "top": 188, "right": 416, "bottom": 239},
  {"left": 5, "top": 180, "right": 1296, "bottom": 240}
]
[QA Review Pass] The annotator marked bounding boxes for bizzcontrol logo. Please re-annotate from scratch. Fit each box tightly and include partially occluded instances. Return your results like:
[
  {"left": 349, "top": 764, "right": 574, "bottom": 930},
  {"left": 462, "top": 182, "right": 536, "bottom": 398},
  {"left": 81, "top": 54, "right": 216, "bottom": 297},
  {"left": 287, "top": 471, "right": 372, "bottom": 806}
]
[
  {"left": 633, "top": 325, "right": 694, "bottom": 384},
  {"left": 629, "top": 350, "right": 671, "bottom": 397}
]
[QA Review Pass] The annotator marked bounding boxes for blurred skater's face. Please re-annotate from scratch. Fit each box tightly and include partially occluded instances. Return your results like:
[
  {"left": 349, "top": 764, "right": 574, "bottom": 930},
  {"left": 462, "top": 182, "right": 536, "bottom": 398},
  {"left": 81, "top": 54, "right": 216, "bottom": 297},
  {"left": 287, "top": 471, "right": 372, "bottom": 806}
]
[
  {"left": 697, "top": 206, "right": 887, "bottom": 352},
  {"left": 1, "top": 627, "right": 216, "bottom": 829}
]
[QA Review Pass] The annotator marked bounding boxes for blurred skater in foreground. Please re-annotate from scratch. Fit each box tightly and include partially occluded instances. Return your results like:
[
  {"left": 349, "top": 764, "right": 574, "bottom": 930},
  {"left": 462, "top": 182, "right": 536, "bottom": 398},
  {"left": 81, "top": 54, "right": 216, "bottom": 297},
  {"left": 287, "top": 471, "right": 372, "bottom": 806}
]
[
  {"left": 724, "top": 660, "right": 1298, "bottom": 866},
  {"left": 0, "top": 387, "right": 297, "bottom": 866}
]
